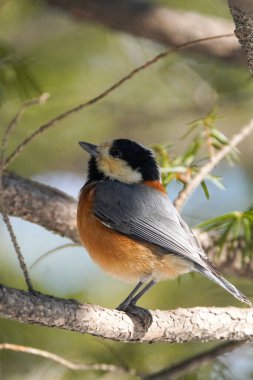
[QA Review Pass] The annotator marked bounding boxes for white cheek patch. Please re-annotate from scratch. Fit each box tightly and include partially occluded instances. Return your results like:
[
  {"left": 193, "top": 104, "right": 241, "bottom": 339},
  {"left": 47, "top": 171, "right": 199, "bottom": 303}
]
[
  {"left": 97, "top": 156, "right": 143, "bottom": 184},
  {"left": 113, "top": 164, "right": 143, "bottom": 184}
]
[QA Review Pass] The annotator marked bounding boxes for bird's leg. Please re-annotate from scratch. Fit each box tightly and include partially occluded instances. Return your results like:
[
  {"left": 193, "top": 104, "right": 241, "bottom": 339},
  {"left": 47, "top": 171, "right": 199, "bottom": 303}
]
[
  {"left": 130, "top": 280, "right": 156, "bottom": 306},
  {"left": 116, "top": 281, "right": 143, "bottom": 311},
  {"left": 117, "top": 280, "right": 156, "bottom": 324}
]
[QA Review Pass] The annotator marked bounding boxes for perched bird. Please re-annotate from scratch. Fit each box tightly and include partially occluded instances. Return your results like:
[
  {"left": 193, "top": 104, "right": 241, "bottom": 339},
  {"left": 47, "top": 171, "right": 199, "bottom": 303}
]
[{"left": 77, "top": 139, "right": 251, "bottom": 313}]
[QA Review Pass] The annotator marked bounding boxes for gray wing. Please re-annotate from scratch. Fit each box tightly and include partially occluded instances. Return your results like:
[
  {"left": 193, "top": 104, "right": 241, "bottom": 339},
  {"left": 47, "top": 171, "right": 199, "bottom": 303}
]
[
  {"left": 93, "top": 181, "right": 207, "bottom": 268},
  {"left": 92, "top": 181, "right": 251, "bottom": 305}
]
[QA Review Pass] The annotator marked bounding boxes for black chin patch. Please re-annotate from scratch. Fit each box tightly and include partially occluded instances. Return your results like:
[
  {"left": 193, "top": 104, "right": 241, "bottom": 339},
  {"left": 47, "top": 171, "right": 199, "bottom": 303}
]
[{"left": 87, "top": 156, "right": 105, "bottom": 182}]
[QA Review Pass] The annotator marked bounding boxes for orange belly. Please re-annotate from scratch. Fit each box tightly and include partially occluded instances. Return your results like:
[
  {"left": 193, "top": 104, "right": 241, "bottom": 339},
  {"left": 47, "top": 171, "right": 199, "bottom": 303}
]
[{"left": 77, "top": 185, "right": 191, "bottom": 282}]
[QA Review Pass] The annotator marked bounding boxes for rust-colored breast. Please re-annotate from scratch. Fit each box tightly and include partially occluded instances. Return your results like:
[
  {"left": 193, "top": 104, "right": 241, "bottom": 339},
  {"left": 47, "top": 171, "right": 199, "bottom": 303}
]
[{"left": 77, "top": 184, "right": 191, "bottom": 283}]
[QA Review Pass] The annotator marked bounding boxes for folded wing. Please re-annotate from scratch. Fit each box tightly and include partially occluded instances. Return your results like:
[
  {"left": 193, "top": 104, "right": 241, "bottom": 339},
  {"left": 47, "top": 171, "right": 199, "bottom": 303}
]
[{"left": 92, "top": 180, "right": 251, "bottom": 305}]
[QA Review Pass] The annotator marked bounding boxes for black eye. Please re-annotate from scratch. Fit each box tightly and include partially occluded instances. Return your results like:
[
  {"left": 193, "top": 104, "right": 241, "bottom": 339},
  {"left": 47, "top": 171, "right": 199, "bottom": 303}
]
[{"left": 111, "top": 149, "right": 122, "bottom": 158}]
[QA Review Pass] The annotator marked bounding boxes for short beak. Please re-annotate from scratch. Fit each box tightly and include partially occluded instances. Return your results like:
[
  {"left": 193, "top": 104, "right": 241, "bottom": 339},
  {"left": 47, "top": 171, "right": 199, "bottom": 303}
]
[{"left": 79, "top": 142, "right": 99, "bottom": 157}]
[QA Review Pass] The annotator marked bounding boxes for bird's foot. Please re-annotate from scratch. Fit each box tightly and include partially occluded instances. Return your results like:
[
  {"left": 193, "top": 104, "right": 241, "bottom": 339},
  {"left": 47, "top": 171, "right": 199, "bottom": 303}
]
[{"left": 117, "top": 302, "right": 152, "bottom": 327}]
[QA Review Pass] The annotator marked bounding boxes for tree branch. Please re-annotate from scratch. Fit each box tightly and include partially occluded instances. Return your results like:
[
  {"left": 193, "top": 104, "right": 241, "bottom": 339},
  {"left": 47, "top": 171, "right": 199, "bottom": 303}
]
[
  {"left": 0, "top": 343, "right": 133, "bottom": 375},
  {"left": 0, "top": 98, "right": 50, "bottom": 291},
  {"left": 174, "top": 119, "right": 253, "bottom": 211},
  {"left": 0, "top": 284, "right": 253, "bottom": 343},
  {"left": 227, "top": 0, "right": 253, "bottom": 75},
  {"left": 46, "top": 0, "right": 244, "bottom": 64},
  {"left": 2, "top": 171, "right": 79, "bottom": 243}
]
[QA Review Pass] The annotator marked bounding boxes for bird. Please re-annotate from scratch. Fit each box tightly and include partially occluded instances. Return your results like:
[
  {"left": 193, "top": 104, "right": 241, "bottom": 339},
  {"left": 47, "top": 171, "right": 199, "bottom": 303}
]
[{"left": 77, "top": 138, "right": 251, "bottom": 314}]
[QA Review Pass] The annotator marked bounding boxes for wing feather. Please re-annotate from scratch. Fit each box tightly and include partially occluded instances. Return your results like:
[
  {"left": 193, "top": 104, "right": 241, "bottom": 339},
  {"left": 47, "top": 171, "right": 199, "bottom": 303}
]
[
  {"left": 93, "top": 181, "right": 205, "bottom": 267},
  {"left": 91, "top": 181, "right": 251, "bottom": 305}
]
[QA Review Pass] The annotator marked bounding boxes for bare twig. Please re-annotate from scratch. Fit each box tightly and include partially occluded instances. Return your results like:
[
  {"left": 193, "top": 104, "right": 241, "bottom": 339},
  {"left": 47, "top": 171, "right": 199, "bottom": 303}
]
[
  {"left": 0, "top": 173, "right": 33, "bottom": 291},
  {"left": 2, "top": 34, "right": 233, "bottom": 170},
  {"left": 30, "top": 243, "right": 81, "bottom": 270},
  {"left": 0, "top": 341, "right": 243, "bottom": 380},
  {"left": 174, "top": 119, "right": 253, "bottom": 211},
  {"left": 0, "top": 95, "right": 49, "bottom": 291},
  {"left": 0, "top": 343, "right": 136, "bottom": 375},
  {"left": 0, "top": 213, "right": 34, "bottom": 291},
  {"left": 1, "top": 284, "right": 253, "bottom": 343},
  {"left": 1, "top": 93, "right": 50, "bottom": 154},
  {"left": 143, "top": 341, "right": 243, "bottom": 380}
]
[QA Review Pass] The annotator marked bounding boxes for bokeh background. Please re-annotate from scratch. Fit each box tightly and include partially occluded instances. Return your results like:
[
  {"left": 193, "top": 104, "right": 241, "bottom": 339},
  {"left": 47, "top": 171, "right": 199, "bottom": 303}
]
[{"left": 1, "top": 0, "right": 253, "bottom": 379}]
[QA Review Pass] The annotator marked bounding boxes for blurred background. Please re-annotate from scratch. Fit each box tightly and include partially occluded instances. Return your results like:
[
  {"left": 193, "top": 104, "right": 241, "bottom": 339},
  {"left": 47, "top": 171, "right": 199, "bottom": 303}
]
[{"left": 1, "top": 0, "right": 253, "bottom": 379}]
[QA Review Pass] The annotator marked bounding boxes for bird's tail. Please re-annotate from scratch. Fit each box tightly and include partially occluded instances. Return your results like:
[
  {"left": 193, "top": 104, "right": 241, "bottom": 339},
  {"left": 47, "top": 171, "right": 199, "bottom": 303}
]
[{"left": 194, "top": 263, "right": 251, "bottom": 306}]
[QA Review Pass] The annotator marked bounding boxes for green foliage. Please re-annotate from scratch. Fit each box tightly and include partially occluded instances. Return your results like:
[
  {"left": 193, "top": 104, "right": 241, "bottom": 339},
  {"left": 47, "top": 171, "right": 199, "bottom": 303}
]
[
  {"left": 154, "top": 111, "right": 253, "bottom": 261},
  {"left": 0, "top": 41, "right": 40, "bottom": 102},
  {"left": 152, "top": 110, "right": 232, "bottom": 197},
  {"left": 182, "top": 110, "right": 239, "bottom": 163},
  {"left": 198, "top": 207, "right": 253, "bottom": 260}
]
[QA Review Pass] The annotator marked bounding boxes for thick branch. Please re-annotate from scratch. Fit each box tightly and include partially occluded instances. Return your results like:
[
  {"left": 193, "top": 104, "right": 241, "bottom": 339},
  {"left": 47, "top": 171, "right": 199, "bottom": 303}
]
[
  {"left": 2, "top": 172, "right": 79, "bottom": 243},
  {"left": 0, "top": 284, "right": 253, "bottom": 343},
  {"left": 228, "top": 0, "right": 253, "bottom": 74},
  {"left": 46, "top": 0, "right": 244, "bottom": 64}
]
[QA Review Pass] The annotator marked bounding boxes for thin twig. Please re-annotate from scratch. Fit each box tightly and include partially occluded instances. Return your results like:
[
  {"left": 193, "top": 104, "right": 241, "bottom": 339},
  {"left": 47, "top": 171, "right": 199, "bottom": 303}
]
[
  {"left": 0, "top": 213, "right": 34, "bottom": 290},
  {"left": 0, "top": 94, "right": 49, "bottom": 291},
  {"left": 0, "top": 343, "right": 137, "bottom": 376},
  {"left": 2, "top": 34, "right": 233, "bottom": 170},
  {"left": 174, "top": 119, "right": 253, "bottom": 211},
  {"left": 30, "top": 243, "right": 81, "bottom": 270},
  {"left": 0, "top": 176, "right": 33, "bottom": 290},
  {"left": 1, "top": 93, "right": 50, "bottom": 154},
  {"left": 143, "top": 341, "right": 243, "bottom": 380}
]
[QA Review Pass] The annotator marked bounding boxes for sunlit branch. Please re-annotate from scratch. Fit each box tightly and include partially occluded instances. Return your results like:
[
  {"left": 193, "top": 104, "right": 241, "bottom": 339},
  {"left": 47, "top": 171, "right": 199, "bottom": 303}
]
[
  {"left": 1, "top": 284, "right": 253, "bottom": 344},
  {"left": 174, "top": 119, "right": 253, "bottom": 211}
]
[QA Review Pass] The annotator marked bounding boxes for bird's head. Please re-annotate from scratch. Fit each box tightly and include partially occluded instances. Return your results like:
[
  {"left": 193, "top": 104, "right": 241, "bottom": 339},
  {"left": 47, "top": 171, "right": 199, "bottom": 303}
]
[{"left": 79, "top": 139, "right": 161, "bottom": 184}]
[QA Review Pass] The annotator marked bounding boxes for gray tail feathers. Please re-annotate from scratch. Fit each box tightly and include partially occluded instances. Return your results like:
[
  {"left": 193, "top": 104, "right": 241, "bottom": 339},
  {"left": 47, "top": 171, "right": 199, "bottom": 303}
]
[{"left": 194, "top": 263, "right": 252, "bottom": 306}]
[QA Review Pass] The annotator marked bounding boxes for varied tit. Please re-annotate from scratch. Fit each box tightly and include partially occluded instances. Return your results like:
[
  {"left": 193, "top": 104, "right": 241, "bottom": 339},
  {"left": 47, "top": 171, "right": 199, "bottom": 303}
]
[{"left": 77, "top": 138, "right": 251, "bottom": 313}]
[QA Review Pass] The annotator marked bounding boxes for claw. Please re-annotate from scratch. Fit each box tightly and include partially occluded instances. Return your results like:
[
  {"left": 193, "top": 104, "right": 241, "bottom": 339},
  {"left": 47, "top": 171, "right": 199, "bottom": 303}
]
[{"left": 117, "top": 302, "right": 153, "bottom": 327}]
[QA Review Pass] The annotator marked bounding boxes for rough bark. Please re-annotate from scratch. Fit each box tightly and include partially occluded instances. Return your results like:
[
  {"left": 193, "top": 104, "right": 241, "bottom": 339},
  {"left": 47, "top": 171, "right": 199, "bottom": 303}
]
[
  {"left": 2, "top": 171, "right": 79, "bottom": 243},
  {"left": 0, "top": 284, "right": 253, "bottom": 343},
  {"left": 46, "top": 0, "right": 244, "bottom": 64},
  {"left": 2, "top": 171, "right": 253, "bottom": 278},
  {"left": 227, "top": 0, "right": 253, "bottom": 74}
]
